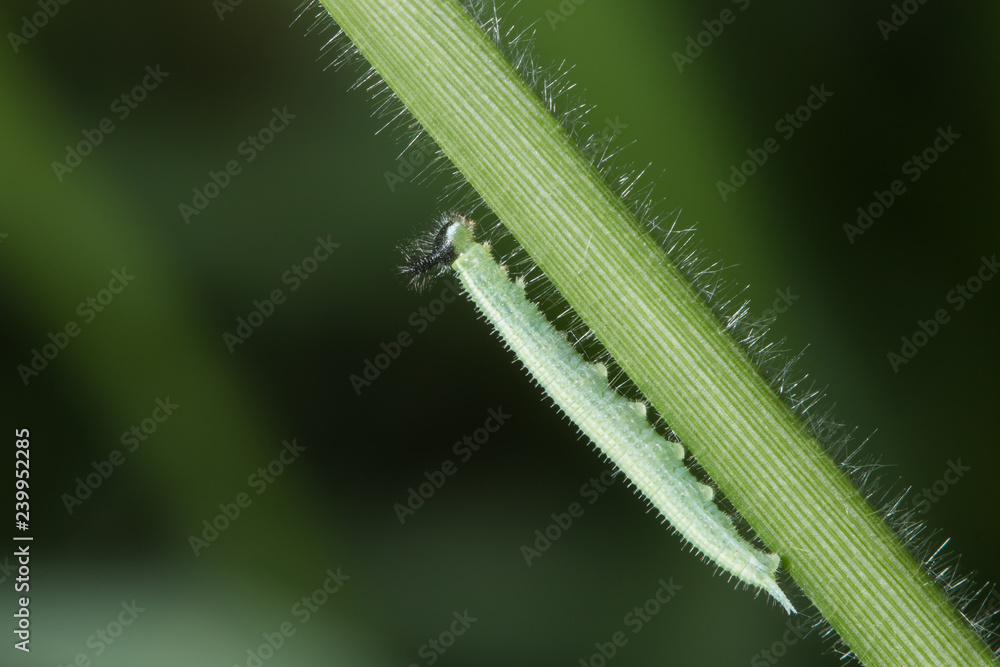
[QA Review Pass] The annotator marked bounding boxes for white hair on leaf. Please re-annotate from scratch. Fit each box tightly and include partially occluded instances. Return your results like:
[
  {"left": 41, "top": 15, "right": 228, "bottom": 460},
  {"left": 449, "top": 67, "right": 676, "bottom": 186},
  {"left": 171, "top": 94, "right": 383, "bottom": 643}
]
[{"left": 296, "top": 1, "right": 1000, "bottom": 659}]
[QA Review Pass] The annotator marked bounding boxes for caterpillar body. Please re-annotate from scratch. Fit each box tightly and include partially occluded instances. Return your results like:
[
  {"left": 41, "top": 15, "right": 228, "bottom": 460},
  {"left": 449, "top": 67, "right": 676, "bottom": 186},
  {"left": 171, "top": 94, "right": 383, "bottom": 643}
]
[{"left": 403, "top": 214, "right": 795, "bottom": 614}]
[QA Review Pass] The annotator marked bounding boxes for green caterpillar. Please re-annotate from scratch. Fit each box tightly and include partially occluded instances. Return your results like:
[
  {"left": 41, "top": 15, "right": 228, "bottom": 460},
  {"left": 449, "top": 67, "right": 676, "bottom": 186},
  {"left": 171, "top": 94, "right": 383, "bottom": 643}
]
[{"left": 403, "top": 214, "right": 794, "bottom": 614}]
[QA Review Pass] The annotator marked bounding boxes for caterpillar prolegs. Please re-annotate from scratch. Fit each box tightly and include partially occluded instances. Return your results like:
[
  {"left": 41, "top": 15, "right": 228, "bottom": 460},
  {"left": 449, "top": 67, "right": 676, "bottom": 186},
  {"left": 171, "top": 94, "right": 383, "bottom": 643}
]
[{"left": 403, "top": 214, "right": 794, "bottom": 614}]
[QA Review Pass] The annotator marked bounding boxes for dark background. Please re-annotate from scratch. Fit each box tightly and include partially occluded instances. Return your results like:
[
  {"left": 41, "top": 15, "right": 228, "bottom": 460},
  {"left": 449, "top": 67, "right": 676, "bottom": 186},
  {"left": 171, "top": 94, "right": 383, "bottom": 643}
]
[{"left": 1, "top": 0, "right": 997, "bottom": 665}]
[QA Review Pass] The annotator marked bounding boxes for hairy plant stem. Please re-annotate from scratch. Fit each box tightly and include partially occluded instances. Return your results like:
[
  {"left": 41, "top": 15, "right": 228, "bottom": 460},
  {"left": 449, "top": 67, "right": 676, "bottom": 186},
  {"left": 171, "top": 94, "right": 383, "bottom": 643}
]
[{"left": 317, "top": 1, "right": 995, "bottom": 664}]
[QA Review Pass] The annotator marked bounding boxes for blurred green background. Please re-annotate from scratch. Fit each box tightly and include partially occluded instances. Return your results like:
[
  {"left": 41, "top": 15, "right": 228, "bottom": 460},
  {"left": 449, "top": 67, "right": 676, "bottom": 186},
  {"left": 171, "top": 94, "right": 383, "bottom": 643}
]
[{"left": 1, "top": 0, "right": 997, "bottom": 665}]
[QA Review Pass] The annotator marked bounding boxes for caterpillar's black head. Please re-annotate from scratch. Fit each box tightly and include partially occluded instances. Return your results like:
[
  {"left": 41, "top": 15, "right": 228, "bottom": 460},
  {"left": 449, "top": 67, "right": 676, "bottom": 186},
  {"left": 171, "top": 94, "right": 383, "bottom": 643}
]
[{"left": 399, "top": 214, "right": 475, "bottom": 291}]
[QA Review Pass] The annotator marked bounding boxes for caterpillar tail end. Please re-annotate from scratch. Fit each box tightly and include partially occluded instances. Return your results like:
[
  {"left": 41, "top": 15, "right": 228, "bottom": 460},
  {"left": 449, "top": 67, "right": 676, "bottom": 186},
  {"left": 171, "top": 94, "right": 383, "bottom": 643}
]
[
  {"left": 760, "top": 553, "right": 796, "bottom": 614},
  {"left": 764, "top": 578, "right": 796, "bottom": 615}
]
